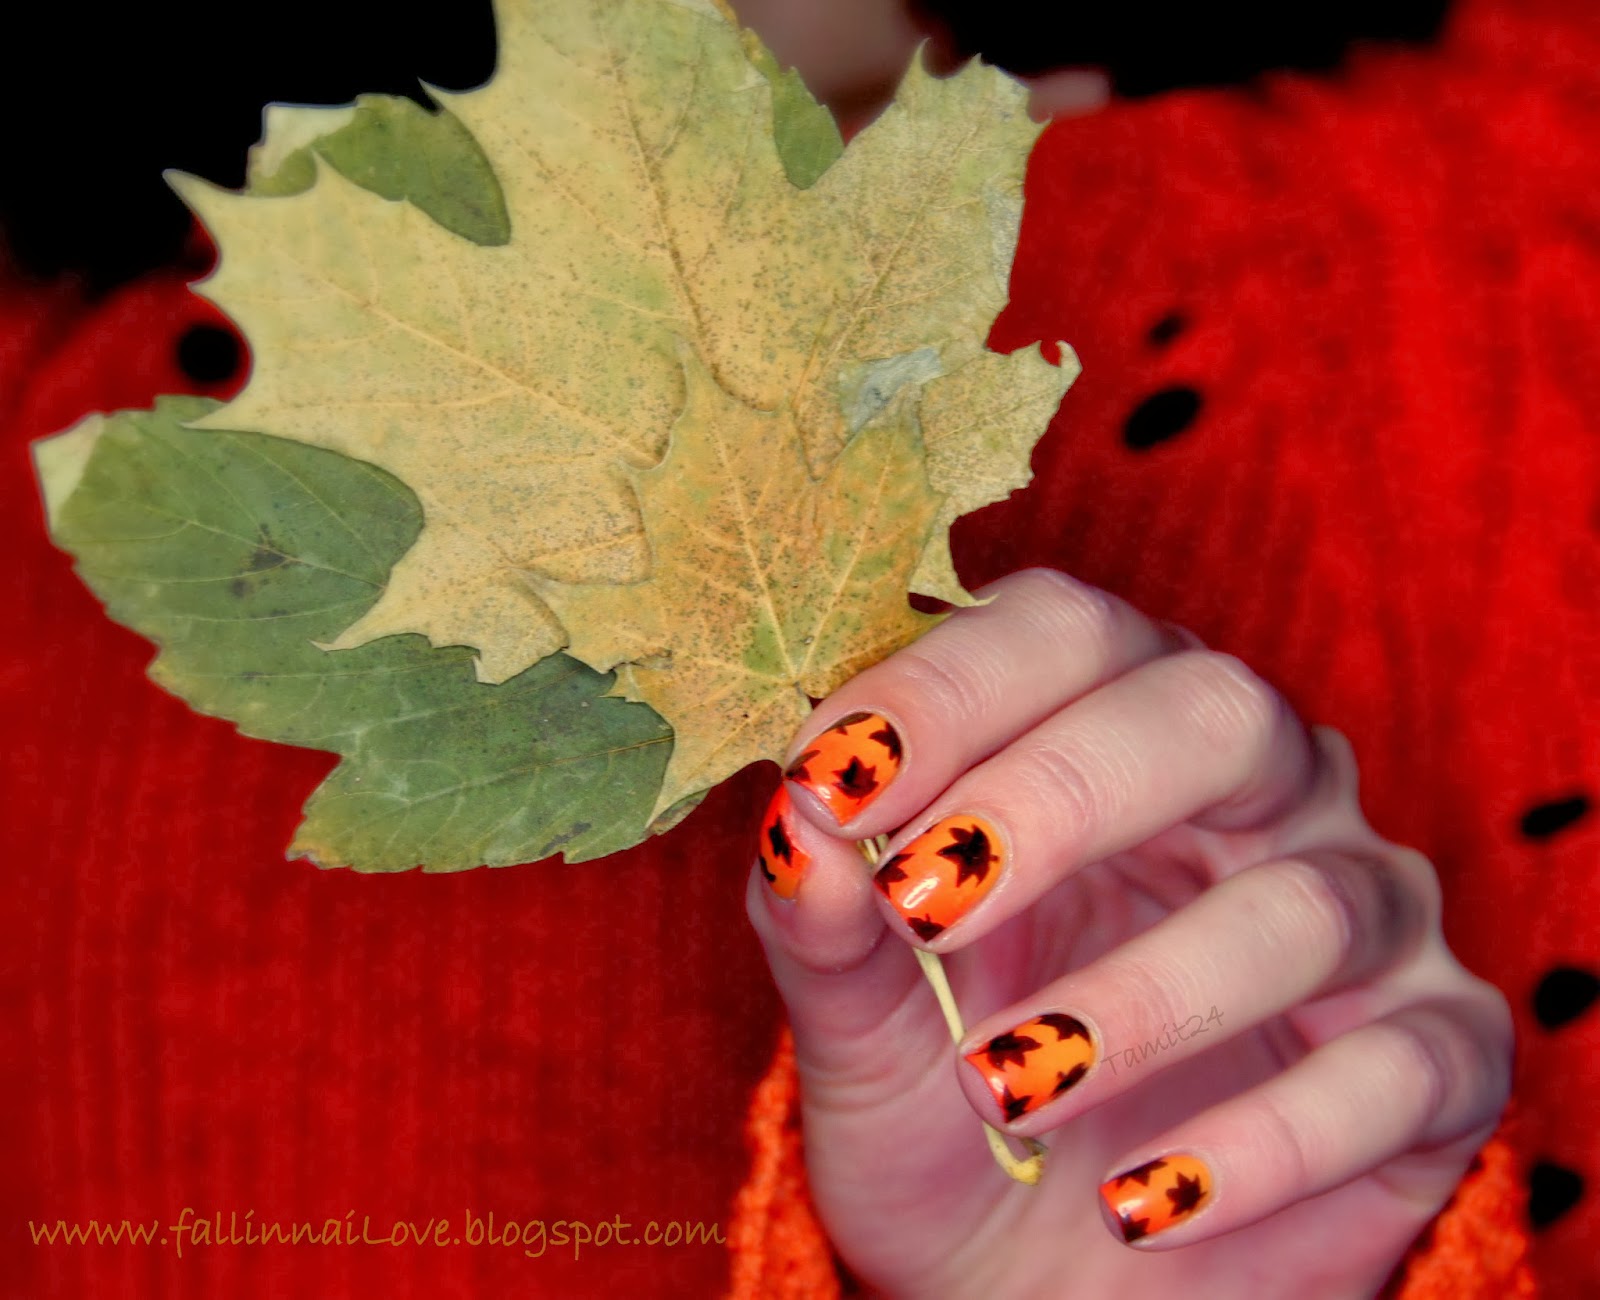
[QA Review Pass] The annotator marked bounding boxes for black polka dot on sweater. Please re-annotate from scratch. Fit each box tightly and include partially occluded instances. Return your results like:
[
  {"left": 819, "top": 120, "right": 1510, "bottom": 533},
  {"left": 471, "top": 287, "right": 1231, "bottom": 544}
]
[
  {"left": 1123, "top": 386, "right": 1202, "bottom": 451},
  {"left": 1528, "top": 1161, "right": 1585, "bottom": 1230},
  {"left": 1518, "top": 793, "right": 1592, "bottom": 840},
  {"left": 1147, "top": 312, "right": 1188, "bottom": 348},
  {"left": 176, "top": 324, "right": 241, "bottom": 384},
  {"left": 1533, "top": 966, "right": 1600, "bottom": 1029}
]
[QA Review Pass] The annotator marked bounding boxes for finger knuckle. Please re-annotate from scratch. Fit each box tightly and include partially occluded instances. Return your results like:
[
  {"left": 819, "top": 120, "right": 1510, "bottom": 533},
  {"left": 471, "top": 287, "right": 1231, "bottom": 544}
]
[
  {"left": 1009, "top": 732, "right": 1124, "bottom": 831},
  {"left": 1254, "top": 1088, "right": 1316, "bottom": 1190},
  {"left": 1006, "top": 568, "right": 1128, "bottom": 661},
  {"left": 1376, "top": 1005, "right": 1509, "bottom": 1140},
  {"left": 1310, "top": 724, "right": 1358, "bottom": 783},
  {"left": 1173, "top": 651, "right": 1286, "bottom": 762},
  {"left": 1375, "top": 1015, "right": 1460, "bottom": 1126},
  {"left": 895, "top": 642, "right": 1003, "bottom": 719},
  {"left": 1270, "top": 857, "right": 1366, "bottom": 980},
  {"left": 1272, "top": 854, "right": 1425, "bottom": 986},
  {"left": 1452, "top": 1000, "right": 1513, "bottom": 1125},
  {"left": 1156, "top": 619, "right": 1207, "bottom": 653},
  {"left": 1438, "top": 976, "right": 1516, "bottom": 1111},
  {"left": 1384, "top": 843, "right": 1444, "bottom": 930},
  {"left": 1478, "top": 979, "right": 1516, "bottom": 1057},
  {"left": 1470, "top": 988, "right": 1517, "bottom": 1114}
]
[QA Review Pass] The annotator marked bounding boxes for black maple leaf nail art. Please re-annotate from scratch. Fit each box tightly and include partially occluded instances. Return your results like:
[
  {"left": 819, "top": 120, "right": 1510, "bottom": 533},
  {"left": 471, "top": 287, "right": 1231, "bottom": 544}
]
[
  {"left": 874, "top": 852, "right": 910, "bottom": 895},
  {"left": 785, "top": 748, "right": 820, "bottom": 782},
  {"left": 766, "top": 819, "right": 794, "bottom": 864},
  {"left": 1166, "top": 1172, "right": 1205, "bottom": 1217},
  {"left": 1118, "top": 1211, "right": 1150, "bottom": 1242},
  {"left": 834, "top": 756, "right": 878, "bottom": 797},
  {"left": 936, "top": 825, "right": 994, "bottom": 885},
  {"left": 1000, "top": 1085, "right": 1035, "bottom": 1121},
  {"left": 869, "top": 725, "right": 902, "bottom": 762},
  {"left": 832, "top": 711, "right": 873, "bottom": 733},
  {"left": 906, "top": 914, "right": 945, "bottom": 941},
  {"left": 1037, "top": 1013, "right": 1090, "bottom": 1043},
  {"left": 759, "top": 856, "right": 778, "bottom": 884},
  {"left": 1052, "top": 1062, "right": 1089, "bottom": 1095},
  {"left": 984, "top": 1031, "right": 1042, "bottom": 1070},
  {"left": 1116, "top": 1159, "right": 1168, "bottom": 1187}
]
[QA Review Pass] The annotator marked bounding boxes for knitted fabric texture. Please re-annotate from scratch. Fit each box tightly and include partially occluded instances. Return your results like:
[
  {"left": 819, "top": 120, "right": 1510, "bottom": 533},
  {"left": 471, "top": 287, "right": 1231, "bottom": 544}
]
[{"left": 4, "top": 0, "right": 1596, "bottom": 1294}]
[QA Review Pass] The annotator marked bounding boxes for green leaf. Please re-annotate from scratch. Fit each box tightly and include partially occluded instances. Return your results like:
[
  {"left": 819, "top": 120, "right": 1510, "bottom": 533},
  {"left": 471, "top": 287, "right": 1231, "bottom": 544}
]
[
  {"left": 738, "top": 37, "right": 844, "bottom": 188},
  {"left": 35, "top": 397, "right": 672, "bottom": 870},
  {"left": 244, "top": 93, "right": 511, "bottom": 245}
]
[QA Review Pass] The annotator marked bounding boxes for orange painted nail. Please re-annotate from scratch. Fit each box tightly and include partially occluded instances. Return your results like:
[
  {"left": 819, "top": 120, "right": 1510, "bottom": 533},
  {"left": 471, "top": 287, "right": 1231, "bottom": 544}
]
[
  {"left": 785, "top": 712, "right": 902, "bottom": 824},
  {"left": 963, "top": 1013, "right": 1095, "bottom": 1121},
  {"left": 873, "top": 814, "right": 1001, "bottom": 941},
  {"left": 1099, "top": 1154, "right": 1212, "bottom": 1242},
  {"left": 757, "top": 784, "right": 810, "bottom": 901}
]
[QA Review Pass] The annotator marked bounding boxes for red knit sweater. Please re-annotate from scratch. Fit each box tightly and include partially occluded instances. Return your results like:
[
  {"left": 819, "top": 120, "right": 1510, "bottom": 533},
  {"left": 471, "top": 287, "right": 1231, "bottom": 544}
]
[{"left": 3, "top": 0, "right": 1591, "bottom": 1293}]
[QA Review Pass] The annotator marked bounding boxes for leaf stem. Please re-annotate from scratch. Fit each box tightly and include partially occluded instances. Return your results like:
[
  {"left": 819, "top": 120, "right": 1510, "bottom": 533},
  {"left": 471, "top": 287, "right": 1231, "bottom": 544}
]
[{"left": 857, "top": 835, "right": 1046, "bottom": 1186}]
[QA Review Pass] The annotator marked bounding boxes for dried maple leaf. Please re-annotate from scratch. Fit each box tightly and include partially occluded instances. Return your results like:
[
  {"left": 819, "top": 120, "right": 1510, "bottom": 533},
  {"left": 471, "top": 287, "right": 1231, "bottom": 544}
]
[
  {"left": 35, "top": 0, "right": 1076, "bottom": 870},
  {"left": 171, "top": 0, "right": 1072, "bottom": 688},
  {"left": 538, "top": 358, "right": 942, "bottom": 815}
]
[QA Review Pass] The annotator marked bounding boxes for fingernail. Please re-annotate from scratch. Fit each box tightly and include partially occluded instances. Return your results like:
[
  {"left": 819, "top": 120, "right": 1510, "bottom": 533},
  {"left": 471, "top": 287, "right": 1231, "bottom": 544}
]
[
  {"left": 757, "top": 784, "right": 810, "bottom": 901},
  {"left": 1099, "top": 1155, "right": 1212, "bottom": 1243},
  {"left": 963, "top": 1013, "right": 1095, "bottom": 1121},
  {"left": 873, "top": 814, "right": 1001, "bottom": 942},
  {"left": 785, "top": 712, "right": 902, "bottom": 824}
]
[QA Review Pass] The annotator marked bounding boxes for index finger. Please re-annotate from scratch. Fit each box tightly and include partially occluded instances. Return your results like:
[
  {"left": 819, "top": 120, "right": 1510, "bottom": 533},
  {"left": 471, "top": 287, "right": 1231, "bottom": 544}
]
[{"left": 781, "top": 568, "right": 1186, "bottom": 837}]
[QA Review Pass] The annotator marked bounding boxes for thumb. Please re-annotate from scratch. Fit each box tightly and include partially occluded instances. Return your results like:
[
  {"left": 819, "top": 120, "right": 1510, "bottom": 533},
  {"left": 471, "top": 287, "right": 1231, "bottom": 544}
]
[
  {"left": 739, "top": 771, "right": 998, "bottom": 1197},
  {"left": 747, "top": 778, "right": 927, "bottom": 1070}
]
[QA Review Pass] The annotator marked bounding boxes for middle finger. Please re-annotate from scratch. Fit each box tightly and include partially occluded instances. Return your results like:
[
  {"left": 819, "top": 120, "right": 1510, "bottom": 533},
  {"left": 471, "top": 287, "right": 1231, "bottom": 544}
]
[
  {"left": 869, "top": 649, "right": 1319, "bottom": 946},
  {"left": 781, "top": 568, "right": 1183, "bottom": 839}
]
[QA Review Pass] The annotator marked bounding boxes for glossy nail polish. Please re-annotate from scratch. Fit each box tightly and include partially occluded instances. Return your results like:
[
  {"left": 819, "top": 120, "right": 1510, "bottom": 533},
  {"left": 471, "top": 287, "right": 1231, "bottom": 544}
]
[
  {"left": 757, "top": 784, "right": 810, "bottom": 901},
  {"left": 1099, "top": 1154, "right": 1212, "bottom": 1242},
  {"left": 785, "top": 712, "right": 902, "bottom": 823},
  {"left": 963, "top": 1013, "right": 1095, "bottom": 1121},
  {"left": 872, "top": 813, "right": 1001, "bottom": 941}
]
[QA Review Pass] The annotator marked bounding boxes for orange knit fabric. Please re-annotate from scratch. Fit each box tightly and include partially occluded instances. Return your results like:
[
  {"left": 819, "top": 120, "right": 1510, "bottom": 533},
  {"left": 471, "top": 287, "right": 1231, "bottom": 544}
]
[
  {"left": 726, "top": 1026, "right": 1535, "bottom": 1299},
  {"left": 1380, "top": 1122, "right": 1538, "bottom": 1299},
  {"left": 725, "top": 1027, "right": 843, "bottom": 1300}
]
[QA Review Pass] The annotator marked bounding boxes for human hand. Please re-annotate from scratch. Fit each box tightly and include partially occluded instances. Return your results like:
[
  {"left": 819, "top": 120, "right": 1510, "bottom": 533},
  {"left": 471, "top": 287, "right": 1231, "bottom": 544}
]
[{"left": 746, "top": 569, "right": 1513, "bottom": 1298}]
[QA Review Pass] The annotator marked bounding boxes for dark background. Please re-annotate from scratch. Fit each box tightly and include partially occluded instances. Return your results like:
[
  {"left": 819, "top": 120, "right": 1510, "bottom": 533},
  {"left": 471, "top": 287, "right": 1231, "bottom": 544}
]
[{"left": 2, "top": 0, "right": 1450, "bottom": 292}]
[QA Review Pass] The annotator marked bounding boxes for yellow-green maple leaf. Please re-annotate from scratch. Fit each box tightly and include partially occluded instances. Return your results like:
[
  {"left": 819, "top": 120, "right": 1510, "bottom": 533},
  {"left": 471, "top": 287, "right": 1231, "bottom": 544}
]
[
  {"left": 172, "top": 0, "right": 1071, "bottom": 685},
  {"left": 539, "top": 359, "right": 941, "bottom": 817}
]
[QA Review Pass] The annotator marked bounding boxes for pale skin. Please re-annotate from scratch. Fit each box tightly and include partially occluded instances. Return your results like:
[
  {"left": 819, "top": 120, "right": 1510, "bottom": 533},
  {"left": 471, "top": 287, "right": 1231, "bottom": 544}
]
[
  {"left": 731, "top": 9, "right": 1513, "bottom": 1296},
  {"left": 750, "top": 571, "right": 1513, "bottom": 1296}
]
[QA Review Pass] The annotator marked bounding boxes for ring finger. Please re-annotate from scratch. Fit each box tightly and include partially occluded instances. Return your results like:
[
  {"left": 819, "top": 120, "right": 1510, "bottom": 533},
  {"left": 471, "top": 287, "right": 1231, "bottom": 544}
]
[{"left": 951, "top": 842, "right": 1433, "bottom": 1132}]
